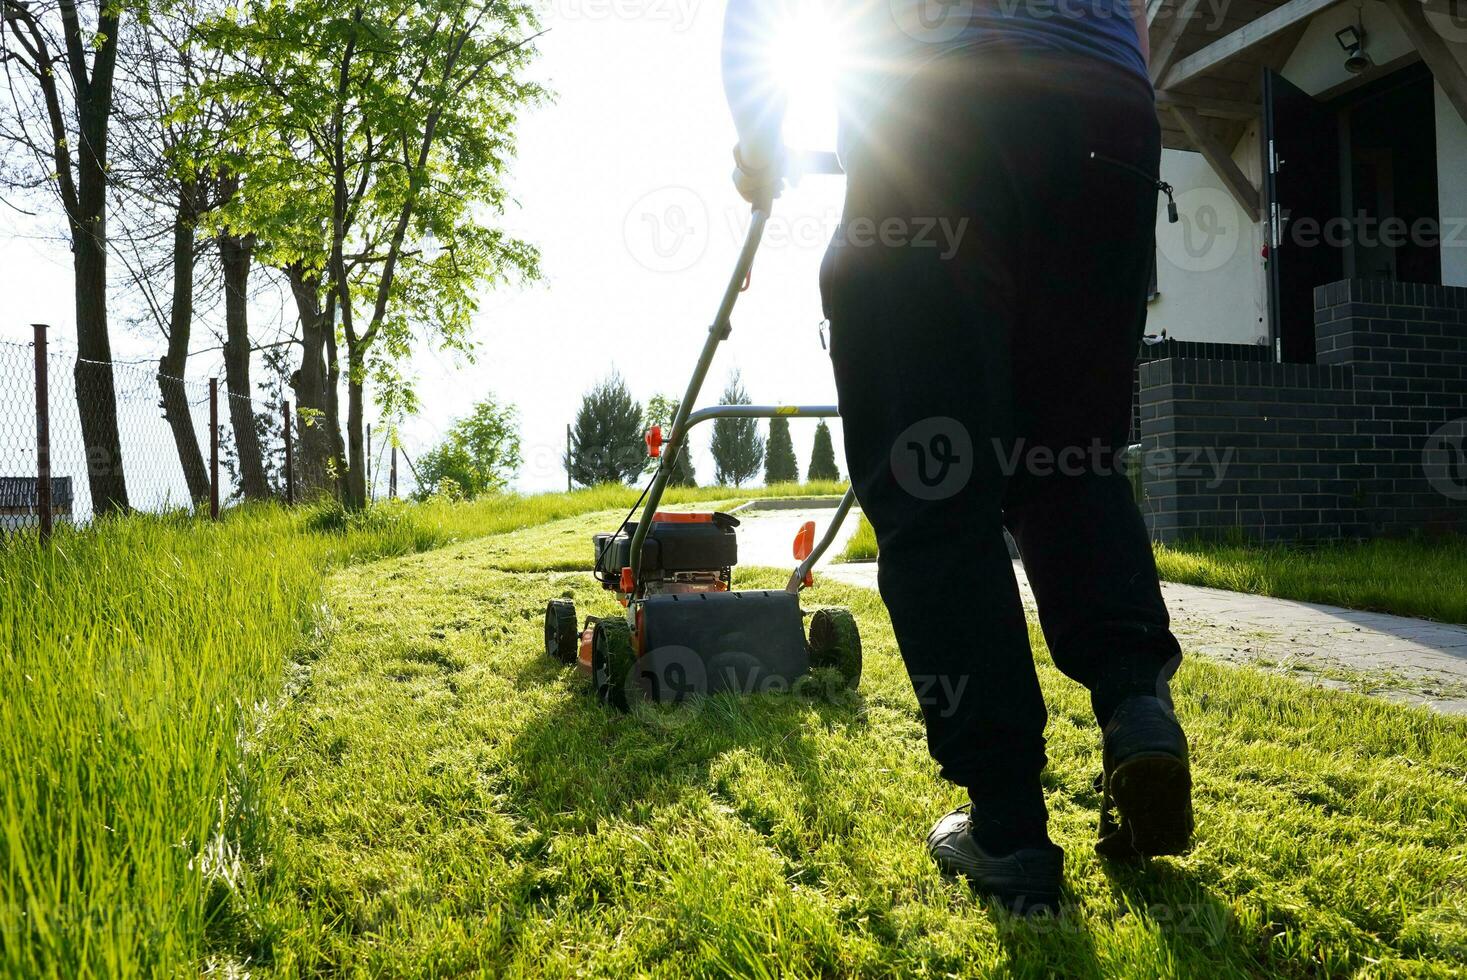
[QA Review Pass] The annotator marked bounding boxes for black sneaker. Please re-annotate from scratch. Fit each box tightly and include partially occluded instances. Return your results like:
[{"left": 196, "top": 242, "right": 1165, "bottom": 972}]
[
  {"left": 1096, "top": 695, "right": 1194, "bottom": 861},
  {"left": 927, "top": 805, "right": 1064, "bottom": 913}
]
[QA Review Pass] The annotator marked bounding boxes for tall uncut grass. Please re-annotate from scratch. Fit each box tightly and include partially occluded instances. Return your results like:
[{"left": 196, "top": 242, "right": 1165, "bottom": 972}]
[{"left": 0, "top": 482, "right": 844, "bottom": 976}]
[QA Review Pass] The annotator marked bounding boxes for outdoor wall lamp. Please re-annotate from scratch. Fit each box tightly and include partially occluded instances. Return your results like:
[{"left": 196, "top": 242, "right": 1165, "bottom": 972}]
[{"left": 1336, "top": 16, "right": 1370, "bottom": 74}]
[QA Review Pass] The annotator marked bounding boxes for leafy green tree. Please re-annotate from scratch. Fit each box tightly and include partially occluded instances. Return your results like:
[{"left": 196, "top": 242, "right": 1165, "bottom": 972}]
[
  {"left": 764, "top": 416, "right": 798, "bottom": 484},
  {"left": 412, "top": 397, "right": 522, "bottom": 500},
  {"left": 808, "top": 420, "right": 841, "bottom": 481},
  {"left": 711, "top": 370, "right": 763, "bottom": 487},
  {"left": 1, "top": 0, "right": 131, "bottom": 512},
  {"left": 197, "top": 0, "right": 545, "bottom": 508},
  {"left": 568, "top": 373, "right": 644, "bottom": 486},
  {"left": 644, "top": 393, "right": 696, "bottom": 487}
]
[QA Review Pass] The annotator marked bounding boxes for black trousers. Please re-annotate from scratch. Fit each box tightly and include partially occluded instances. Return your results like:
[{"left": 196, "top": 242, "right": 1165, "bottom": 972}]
[{"left": 822, "top": 50, "right": 1182, "bottom": 794}]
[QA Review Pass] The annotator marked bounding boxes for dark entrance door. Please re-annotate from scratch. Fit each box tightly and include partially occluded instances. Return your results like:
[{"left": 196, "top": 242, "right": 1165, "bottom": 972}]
[{"left": 1263, "top": 70, "right": 1343, "bottom": 363}]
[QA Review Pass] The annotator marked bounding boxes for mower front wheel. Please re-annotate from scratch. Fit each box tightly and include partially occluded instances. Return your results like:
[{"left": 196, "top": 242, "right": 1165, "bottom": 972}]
[
  {"left": 545, "top": 598, "right": 579, "bottom": 664},
  {"left": 808, "top": 607, "right": 862, "bottom": 690},
  {"left": 592, "top": 617, "right": 637, "bottom": 711}
]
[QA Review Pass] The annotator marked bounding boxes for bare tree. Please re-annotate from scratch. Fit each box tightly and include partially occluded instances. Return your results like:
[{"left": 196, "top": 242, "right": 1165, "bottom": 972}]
[{"left": 2, "top": 0, "right": 130, "bottom": 512}]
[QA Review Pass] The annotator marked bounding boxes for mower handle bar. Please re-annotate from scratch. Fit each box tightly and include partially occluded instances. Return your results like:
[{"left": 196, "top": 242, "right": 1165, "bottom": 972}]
[{"left": 627, "top": 149, "right": 846, "bottom": 589}]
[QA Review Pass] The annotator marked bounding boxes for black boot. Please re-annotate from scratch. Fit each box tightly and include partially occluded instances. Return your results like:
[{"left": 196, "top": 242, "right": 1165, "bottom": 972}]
[{"left": 1095, "top": 695, "right": 1193, "bottom": 860}]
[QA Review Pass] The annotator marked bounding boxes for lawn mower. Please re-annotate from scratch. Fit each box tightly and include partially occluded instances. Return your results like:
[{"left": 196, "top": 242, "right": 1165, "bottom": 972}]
[{"left": 543, "top": 153, "right": 862, "bottom": 710}]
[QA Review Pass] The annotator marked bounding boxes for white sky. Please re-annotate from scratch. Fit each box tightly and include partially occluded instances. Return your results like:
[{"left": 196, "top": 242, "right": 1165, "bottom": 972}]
[{"left": 0, "top": 0, "right": 850, "bottom": 495}]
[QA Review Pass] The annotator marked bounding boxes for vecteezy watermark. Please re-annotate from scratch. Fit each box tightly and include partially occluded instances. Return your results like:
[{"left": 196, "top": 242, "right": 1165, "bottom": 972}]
[
  {"left": 1285, "top": 212, "right": 1467, "bottom": 253},
  {"left": 1424, "top": 418, "right": 1467, "bottom": 501},
  {"left": 890, "top": 417, "right": 1234, "bottom": 500},
  {"left": 623, "top": 186, "right": 709, "bottom": 273},
  {"left": 621, "top": 644, "right": 859, "bottom": 728},
  {"left": 997, "top": 899, "right": 1230, "bottom": 943},
  {"left": 546, "top": 0, "right": 703, "bottom": 31},
  {"left": 891, "top": 417, "right": 975, "bottom": 500},
  {"left": 1157, "top": 186, "right": 1244, "bottom": 274}
]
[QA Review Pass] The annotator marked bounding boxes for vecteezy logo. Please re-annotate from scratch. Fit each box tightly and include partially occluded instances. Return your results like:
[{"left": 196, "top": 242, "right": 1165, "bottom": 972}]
[
  {"left": 890, "top": 416, "right": 973, "bottom": 500},
  {"left": 623, "top": 186, "right": 708, "bottom": 273},
  {"left": 1156, "top": 186, "right": 1243, "bottom": 274},
  {"left": 889, "top": 0, "right": 975, "bottom": 43},
  {"left": 625, "top": 644, "right": 707, "bottom": 729},
  {"left": 1424, "top": 418, "right": 1467, "bottom": 501}
]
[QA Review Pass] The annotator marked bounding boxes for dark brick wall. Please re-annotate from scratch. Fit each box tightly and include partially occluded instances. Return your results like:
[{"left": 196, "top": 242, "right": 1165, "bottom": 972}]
[
  {"left": 1130, "top": 338, "right": 1272, "bottom": 443},
  {"left": 1137, "top": 279, "right": 1467, "bottom": 543}
]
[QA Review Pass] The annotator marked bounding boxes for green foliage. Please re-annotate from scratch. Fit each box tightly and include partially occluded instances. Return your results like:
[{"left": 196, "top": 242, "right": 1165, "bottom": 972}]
[
  {"left": 568, "top": 372, "right": 644, "bottom": 486},
  {"left": 710, "top": 370, "right": 764, "bottom": 487},
  {"left": 412, "top": 397, "right": 523, "bottom": 501},
  {"left": 192, "top": 0, "right": 544, "bottom": 504},
  {"left": 764, "top": 415, "right": 799, "bottom": 484},
  {"left": 644, "top": 393, "right": 696, "bottom": 486},
  {"left": 807, "top": 419, "right": 840, "bottom": 482}
]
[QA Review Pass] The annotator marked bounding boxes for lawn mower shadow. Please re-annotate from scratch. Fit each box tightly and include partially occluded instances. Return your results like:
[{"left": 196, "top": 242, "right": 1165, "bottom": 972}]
[{"left": 505, "top": 652, "right": 869, "bottom": 825}]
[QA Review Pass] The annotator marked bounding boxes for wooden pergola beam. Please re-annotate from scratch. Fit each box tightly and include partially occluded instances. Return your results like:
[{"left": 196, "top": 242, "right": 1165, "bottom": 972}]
[
  {"left": 1165, "top": 0, "right": 1341, "bottom": 88},
  {"left": 1149, "top": 0, "right": 1206, "bottom": 85},
  {"left": 1170, "top": 105, "right": 1263, "bottom": 218},
  {"left": 1382, "top": 0, "right": 1467, "bottom": 127},
  {"left": 1156, "top": 89, "right": 1261, "bottom": 120}
]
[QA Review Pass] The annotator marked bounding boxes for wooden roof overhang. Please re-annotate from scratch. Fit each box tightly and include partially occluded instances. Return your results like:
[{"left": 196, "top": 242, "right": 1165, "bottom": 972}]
[{"left": 1147, "top": 0, "right": 1467, "bottom": 220}]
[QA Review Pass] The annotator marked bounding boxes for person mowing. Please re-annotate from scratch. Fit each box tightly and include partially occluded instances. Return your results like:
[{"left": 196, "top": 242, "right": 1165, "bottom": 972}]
[{"left": 722, "top": 0, "right": 1192, "bottom": 910}]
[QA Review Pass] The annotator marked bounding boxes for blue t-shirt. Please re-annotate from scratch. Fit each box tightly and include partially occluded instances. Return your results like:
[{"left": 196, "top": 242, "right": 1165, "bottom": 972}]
[{"left": 833, "top": 0, "right": 1148, "bottom": 158}]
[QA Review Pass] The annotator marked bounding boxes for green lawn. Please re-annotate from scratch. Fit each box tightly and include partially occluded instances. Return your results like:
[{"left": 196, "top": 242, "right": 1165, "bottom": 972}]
[
  {"left": 1153, "top": 536, "right": 1467, "bottom": 625},
  {"left": 7, "top": 491, "right": 1467, "bottom": 975}
]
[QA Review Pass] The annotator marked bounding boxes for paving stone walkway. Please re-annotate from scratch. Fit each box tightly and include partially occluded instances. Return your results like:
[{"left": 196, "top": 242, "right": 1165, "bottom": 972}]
[{"left": 734, "top": 504, "right": 1467, "bottom": 714}]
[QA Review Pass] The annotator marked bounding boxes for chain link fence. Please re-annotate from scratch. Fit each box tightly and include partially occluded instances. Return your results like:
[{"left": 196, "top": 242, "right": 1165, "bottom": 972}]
[{"left": 0, "top": 332, "right": 298, "bottom": 530}]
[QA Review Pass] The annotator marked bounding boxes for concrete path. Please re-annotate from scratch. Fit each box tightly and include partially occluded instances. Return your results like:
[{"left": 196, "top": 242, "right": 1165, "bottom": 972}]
[{"left": 732, "top": 503, "right": 1467, "bottom": 714}]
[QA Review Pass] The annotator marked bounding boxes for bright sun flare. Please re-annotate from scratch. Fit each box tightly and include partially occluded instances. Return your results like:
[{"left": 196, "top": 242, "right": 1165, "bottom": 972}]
[{"left": 767, "top": 0, "right": 843, "bottom": 149}]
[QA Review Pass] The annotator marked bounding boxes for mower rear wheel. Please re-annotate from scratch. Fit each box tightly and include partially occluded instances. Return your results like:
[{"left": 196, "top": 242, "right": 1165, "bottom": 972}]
[
  {"left": 592, "top": 617, "right": 636, "bottom": 711},
  {"left": 545, "top": 599, "right": 579, "bottom": 664},
  {"left": 808, "top": 607, "right": 862, "bottom": 689}
]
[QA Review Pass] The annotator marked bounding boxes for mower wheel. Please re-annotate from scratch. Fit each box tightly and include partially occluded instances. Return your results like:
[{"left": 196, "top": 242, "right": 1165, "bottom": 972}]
[
  {"left": 592, "top": 617, "right": 636, "bottom": 711},
  {"left": 808, "top": 607, "right": 862, "bottom": 689},
  {"left": 545, "top": 599, "right": 579, "bottom": 664}
]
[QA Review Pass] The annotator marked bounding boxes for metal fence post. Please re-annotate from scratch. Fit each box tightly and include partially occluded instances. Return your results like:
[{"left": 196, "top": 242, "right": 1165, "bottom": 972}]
[
  {"left": 566, "top": 423, "right": 572, "bottom": 492},
  {"left": 32, "top": 324, "right": 52, "bottom": 543},
  {"left": 389, "top": 442, "right": 398, "bottom": 499},
  {"left": 209, "top": 378, "right": 220, "bottom": 520},
  {"left": 283, "top": 399, "right": 295, "bottom": 505}
]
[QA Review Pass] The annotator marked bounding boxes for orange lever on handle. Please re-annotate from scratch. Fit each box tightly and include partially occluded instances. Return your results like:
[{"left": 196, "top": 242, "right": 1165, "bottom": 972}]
[
  {"left": 645, "top": 425, "right": 663, "bottom": 458},
  {"left": 792, "top": 521, "right": 816, "bottom": 561}
]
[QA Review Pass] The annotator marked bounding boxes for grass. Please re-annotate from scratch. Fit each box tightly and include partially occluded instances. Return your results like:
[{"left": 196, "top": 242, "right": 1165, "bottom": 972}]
[
  {"left": 0, "top": 480, "right": 844, "bottom": 978},
  {"left": 206, "top": 510, "right": 1467, "bottom": 976},
  {"left": 837, "top": 514, "right": 878, "bottom": 562},
  {"left": 1153, "top": 535, "right": 1467, "bottom": 624}
]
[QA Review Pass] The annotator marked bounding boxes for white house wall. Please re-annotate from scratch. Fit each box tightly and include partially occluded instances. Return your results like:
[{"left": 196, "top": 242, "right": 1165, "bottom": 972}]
[
  {"left": 1151, "top": 146, "right": 1270, "bottom": 345},
  {"left": 1156, "top": 0, "right": 1467, "bottom": 344}
]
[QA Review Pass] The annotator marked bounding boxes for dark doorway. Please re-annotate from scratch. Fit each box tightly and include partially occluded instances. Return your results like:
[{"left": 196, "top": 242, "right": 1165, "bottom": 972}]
[
  {"left": 1337, "top": 62, "right": 1440, "bottom": 286},
  {"left": 1264, "top": 70, "right": 1343, "bottom": 363},
  {"left": 1262, "top": 62, "right": 1441, "bottom": 363}
]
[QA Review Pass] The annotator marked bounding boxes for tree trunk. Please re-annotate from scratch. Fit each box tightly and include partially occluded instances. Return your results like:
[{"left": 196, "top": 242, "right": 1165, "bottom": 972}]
[
  {"left": 72, "top": 101, "right": 128, "bottom": 514},
  {"left": 343, "top": 365, "right": 367, "bottom": 509},
  {"left": 158, "top": 182, "right": 209, "bottom": 503},
  {"left": 219, "top": 233, "right": 269, "bottom": 499},
  {"left": 285, "top": 265, "right": 342, "bottom": 498}
]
